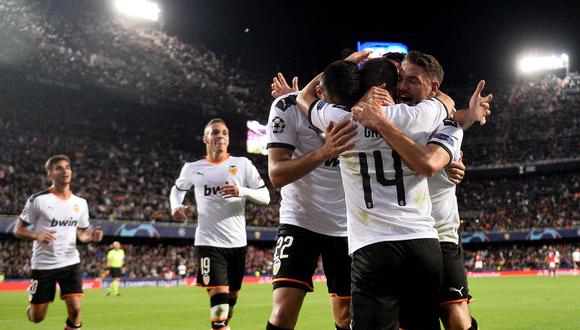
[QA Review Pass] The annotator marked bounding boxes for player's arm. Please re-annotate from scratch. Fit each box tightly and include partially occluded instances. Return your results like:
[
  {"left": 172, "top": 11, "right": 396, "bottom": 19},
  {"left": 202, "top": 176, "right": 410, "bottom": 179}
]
[
  {"left": 452, "top": 80, "right": 493, "bottom": 128},
  {"left": 268, "top": 120, "right": 356, "bottom": 187},
  {"left": 170, "top": 164, "right": 194, "bottom": 220},
  {"left": 352, "top": 102, "right": 450, "bottom": 176},
  {"left": 77, "top": 226, "right": 103, "bottom": 243},
  {"left": 13, "top": 219, "right": 55, "bottom": 243},
  {"left": 220, "top": 184, "right": 271, "bottom": 205}
]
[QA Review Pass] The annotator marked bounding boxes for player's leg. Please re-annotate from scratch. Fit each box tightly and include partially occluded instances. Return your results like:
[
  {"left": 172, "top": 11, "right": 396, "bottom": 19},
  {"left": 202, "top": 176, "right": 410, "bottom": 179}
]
[
  {"left": 225, "top": 246, "right": 247, "bottom": 326},
  {"left": 267, "top": 224, "right": 319, "bottom": 330},
  {"left": 27, "top": 268, "right": 58, "bottom": 323},
  {"left": 59, "top": 264, "right": 84, "bottom": 329},
  {"left": 321, "top": 235, "right": 351, "bottom": 329},
  {"left": 398, "top": 239, "right": 443, "bottom": 330},
  {"left": 440, "top": 242, "right": 474, "bottom": 330},
  {"left": 351, "top": 241, "right": 404, "bottom": 330},
  {"left": 196, "top": 246, "right": 231, "bottom": 330}
]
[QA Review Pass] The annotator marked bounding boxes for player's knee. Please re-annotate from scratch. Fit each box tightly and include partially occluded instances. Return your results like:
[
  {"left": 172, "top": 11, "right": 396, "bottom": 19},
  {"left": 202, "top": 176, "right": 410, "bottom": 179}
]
[
  {"left": 269, "top": 304, "right": 297, "bottom": 328},
  {"left": 210, "top": 293, "right": 230, "bottom": 329},
  {"left": 28, "top": 306, "right": 47, "bottom": 323}
]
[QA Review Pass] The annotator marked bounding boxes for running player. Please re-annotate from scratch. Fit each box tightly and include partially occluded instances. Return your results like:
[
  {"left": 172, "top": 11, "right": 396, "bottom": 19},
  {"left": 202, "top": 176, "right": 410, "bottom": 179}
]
[
  {"left": 14, "top": 154, "right": 103, "bottom": 330},
  {"left": 169, "top": 118, "right": 271, "bottom": 330}
]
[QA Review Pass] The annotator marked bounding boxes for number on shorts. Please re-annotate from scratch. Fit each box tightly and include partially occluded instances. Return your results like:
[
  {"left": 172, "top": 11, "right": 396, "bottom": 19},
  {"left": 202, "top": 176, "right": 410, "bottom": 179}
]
[
  {"left": 200, "top": 257, "right": 210, "bottom": 275},
  {"left": 29, "top": 279, "right": 38, "bottom": 295},
  {"left": 274, "top": 236, "right": 294, "bottom": 259}
]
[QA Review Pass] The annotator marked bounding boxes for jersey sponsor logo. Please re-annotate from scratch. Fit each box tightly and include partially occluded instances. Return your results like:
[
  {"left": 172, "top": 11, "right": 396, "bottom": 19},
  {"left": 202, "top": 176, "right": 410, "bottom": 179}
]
[
  {"left": 271, "top": 116, "right": 286, "bottom": 133},
  {"left": 431, "top": 133, "right": 454, "bottom": 146},
  {"left": 364, "top": 127, "right": 380, "bottom": 138},
  {"left": 228, "top": 165, "right": 238, "bottom": 176},
  {"left": 50, "top": 218, "right": 78, "bottom": 227},
  {"left": 204, "top": 184, "right": 225, "bottom": 196},
  {"left": 324, "top": 157, "right": 340, "bottom": 167},
  {"left": 275, "top": 95, "right": 297, "bottom": 111}
]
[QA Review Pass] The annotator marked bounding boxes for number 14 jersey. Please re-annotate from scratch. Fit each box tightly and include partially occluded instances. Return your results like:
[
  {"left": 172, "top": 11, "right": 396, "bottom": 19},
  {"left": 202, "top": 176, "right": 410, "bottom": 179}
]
[{"left": 309, "top": 98, "right": 454, "bottom": 254}]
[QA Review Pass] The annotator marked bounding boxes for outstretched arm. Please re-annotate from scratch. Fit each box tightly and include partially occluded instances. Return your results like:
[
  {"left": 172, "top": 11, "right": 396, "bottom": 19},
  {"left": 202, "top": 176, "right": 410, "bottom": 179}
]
[
  {"left": 271, "top": 72, "right": 299, "bottom": 99},
  {"left": 453, "top": 80, "right": 493, "bottom": 128}
]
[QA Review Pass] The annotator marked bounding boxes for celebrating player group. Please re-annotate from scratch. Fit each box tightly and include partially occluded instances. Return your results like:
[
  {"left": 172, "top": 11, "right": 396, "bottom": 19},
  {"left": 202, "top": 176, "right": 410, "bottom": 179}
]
[{"left": 14, "top": 49, "right": 491, "bottom": 330}]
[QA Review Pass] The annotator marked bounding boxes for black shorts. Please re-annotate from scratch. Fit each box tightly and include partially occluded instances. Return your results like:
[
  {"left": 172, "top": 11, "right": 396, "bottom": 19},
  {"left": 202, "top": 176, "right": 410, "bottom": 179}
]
[
  {"left": 109, "top": 267, "right": 122, "bottom": 278},
  {"left": 351, "top": 239, "right": 442, "bottom": 330},
  {"left": 29, "top": 263, "right": 83, "bottom": 305},
  {"left": 440, "top": 242, "right": 469, "bottom": 304},
  {"left": 272, "top": 224, "right": 351, "bottom": 297},
  {"left": 195, "top": 246, "right": 246, "bottom": 292}
]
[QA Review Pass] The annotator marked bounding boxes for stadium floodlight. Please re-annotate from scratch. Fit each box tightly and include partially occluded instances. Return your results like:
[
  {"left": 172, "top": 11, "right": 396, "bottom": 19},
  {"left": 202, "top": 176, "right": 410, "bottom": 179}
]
[
  {"left": 114, "top": 0, "right": 161, "bottom": 21},
  {"left": 518, "top": 53, "right": 569, "bottom": 74}
]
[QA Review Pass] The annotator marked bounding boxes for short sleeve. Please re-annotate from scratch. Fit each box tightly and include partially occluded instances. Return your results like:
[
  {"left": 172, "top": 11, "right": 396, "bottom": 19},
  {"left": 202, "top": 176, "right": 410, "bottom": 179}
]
[
  {"left": 266, "top": 94, "right": 298, "bottom": 151},
  {"left": 308, "top": 99, "right": 352, "bottom": 132}
]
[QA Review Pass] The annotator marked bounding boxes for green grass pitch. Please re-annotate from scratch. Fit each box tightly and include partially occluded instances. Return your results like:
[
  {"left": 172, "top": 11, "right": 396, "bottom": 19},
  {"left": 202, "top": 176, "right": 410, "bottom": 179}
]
[{"left": 1, "top": 276, "right": 579, "bottom": 329}]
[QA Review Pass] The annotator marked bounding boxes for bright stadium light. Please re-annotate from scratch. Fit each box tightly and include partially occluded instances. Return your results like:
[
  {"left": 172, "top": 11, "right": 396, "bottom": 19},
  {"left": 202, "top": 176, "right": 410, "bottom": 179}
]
[
  {"left": 114, "top": 0, "right": 161, "bottom": 21},
  {"left": 518, "top": 53, "right": 569, "bottom": 74}
]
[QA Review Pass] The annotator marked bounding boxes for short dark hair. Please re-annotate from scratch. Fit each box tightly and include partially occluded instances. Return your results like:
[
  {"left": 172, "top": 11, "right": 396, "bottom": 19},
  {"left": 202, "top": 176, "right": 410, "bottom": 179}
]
[
  {"left": 382, "top": 52, "right": 406, "bottom": 65},
  {"left": 321, "top": 60, "right": 363, "bottom": 108},
  {"left": 404, "top": 51, "right": 444, "bottom": 84},
  {"left": 45, "top": 155, "right": 70, "bottom": 174},
  {"left": 203, "top": 118, "right": 227, "bottom": 134},
  {"left": 361, "top": 58, "right": 398, "bottom": 99}
]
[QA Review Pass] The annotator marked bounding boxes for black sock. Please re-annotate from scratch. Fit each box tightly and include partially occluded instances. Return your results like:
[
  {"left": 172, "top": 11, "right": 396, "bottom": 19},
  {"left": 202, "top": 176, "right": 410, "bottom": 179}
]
[
  {"left": 335, "top": 324, "right": 350, "bottom": 330},
  {"left": 65, "top": 318, "right": 82, "bottom": 329}
]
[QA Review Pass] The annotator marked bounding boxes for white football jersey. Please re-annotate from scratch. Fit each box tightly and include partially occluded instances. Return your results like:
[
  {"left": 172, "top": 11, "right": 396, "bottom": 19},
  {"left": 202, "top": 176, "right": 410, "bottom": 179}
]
[
  {"left": 19, "top": 189, "right": 90, "bottom": 270},
  {"left": 267, "top": 92, "right": 347, "bottom": 236},
  {"left": 573, "top": 251, "right": 580, "bottom": 262},
  {"left": 309, "top": 98, "right": 448, "bottom": 254},
  {"left": 173, "top": 156, "right": 265, "bottom": 248},
  {"left": 427, "top": 119, "right": 464, "bottom": 244}
]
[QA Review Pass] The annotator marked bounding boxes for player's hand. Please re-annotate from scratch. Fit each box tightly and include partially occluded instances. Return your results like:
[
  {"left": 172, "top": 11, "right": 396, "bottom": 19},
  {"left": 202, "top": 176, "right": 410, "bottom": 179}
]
[
  {"left": 271, "top": 72, "right": 298, "bottom": 99},
  {"left": 467, "top": 80, "right": 493, "bottom": 125},
  {"left": 322, "top": 120, "right": 357, "bottom": 159},
  {"left": 352, "top": 101, "right": 387, "bottom": 131},
  {"left": 219, "top": 184, "right": 239, "bottom": 198},
  {"left": 36, "top": 231, "right": 55, "bottom": 244},
  {"left": 91, "top": 227, "right": 104, "bottom": 243},
  {"left": 446, "top": 155, "right": 465, "bottom": 185},
  {"left": 359, "top": 86, "right": 394, "bottom": 106},
  {"left": 172, "top": 206, "right": 190, "bottom": 221},
  {"left": 344, "top": 49, "right": 372, "bottom": 64}
]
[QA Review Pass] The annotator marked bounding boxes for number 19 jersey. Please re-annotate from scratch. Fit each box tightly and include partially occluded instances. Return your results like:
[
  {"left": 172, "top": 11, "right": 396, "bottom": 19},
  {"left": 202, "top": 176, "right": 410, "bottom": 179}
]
[{"left": 309, "top": 98, "right": 450, "bottom": 254}]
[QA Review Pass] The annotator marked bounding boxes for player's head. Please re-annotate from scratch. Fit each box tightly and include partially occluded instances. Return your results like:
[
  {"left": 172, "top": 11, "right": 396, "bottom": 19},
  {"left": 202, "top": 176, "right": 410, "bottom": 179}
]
[
  {"left": 44, "top": 154, "right": 72, "bottom": 185},
  {"left": 203, "top": 118, "right": 229, "bottom": 154},
  {"left": 318, "top": 60, "right": 363, "bottom": 108},
  {"left": 398, "top": 50, "right": 444, "bottom": 105},
  {"left": 113, "top": 241, "right": 121, "bottom": 249},
  {"left": 361, "top": 57, "right": 398, "bottom": 100},
  {"left": 382, "top": 52, "right": 406, "bottom": 70}
]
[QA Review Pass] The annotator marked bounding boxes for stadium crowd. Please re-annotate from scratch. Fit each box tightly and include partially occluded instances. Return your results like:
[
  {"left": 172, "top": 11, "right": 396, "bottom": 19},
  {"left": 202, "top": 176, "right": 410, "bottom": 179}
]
[
  {"left": 1, "top": 239, "right": 577, "bottom": 279},
  {"left": 464, "top": 244, "right": 578, "bottom": 272}
]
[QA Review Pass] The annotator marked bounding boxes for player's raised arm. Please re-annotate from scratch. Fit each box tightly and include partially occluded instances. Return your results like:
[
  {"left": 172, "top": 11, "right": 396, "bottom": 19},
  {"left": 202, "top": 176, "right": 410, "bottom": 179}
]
[
  {"left": 271, "top": 72, "right": 299, "bottom": 99},
  {"left": 453, "top": 80, "right": 493, "bottom": 128}
]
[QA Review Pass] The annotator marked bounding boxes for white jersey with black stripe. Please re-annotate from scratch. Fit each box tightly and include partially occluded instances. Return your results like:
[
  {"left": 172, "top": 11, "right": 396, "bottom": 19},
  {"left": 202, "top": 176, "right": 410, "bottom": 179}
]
[
  {"left": 266, "top": 92, "right": 347, "bottom": 236},
  {"left": 427, "top": 119, "right": 464, "bottom": 244},
  {"left": 19, "top": 189, "right": 90, "bottom": 270},
  {"left": 309, "top": 98, "right": 448, "bottom": 254},
  {"left": 174, "top": 156, "right": 265, "bottom": 248}
]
